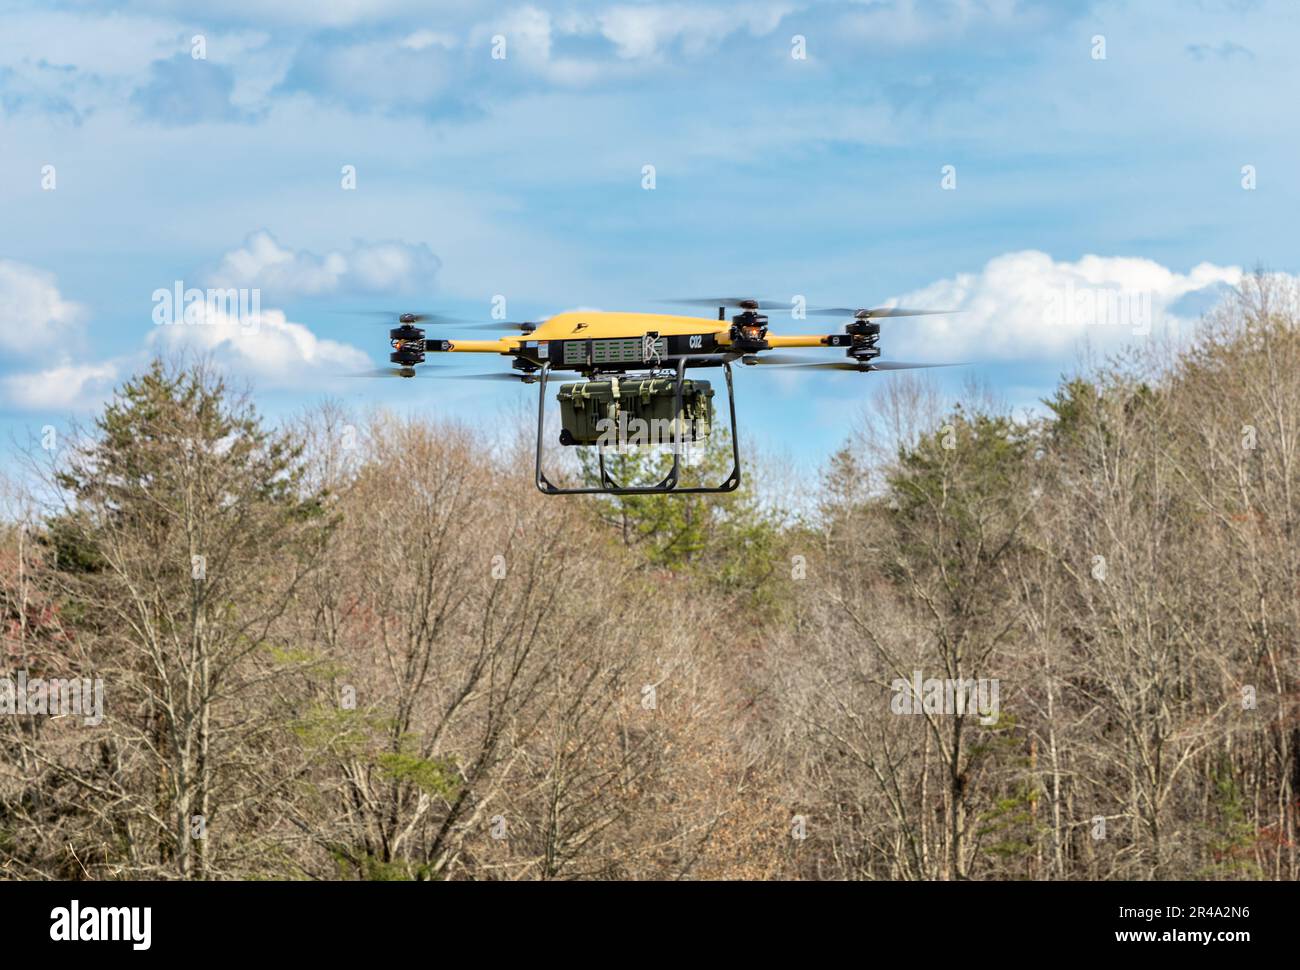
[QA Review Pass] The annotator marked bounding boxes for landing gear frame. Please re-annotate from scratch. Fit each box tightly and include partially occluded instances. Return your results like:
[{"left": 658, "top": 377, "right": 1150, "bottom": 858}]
[{"left": 534, "top": 357, "right": 742, "bottom": 496}]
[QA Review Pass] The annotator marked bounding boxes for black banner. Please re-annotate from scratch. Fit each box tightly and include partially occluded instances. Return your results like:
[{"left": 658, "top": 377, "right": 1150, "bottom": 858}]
[{"left": 0, "top": 879, "right": 1282, "bottom": 957}]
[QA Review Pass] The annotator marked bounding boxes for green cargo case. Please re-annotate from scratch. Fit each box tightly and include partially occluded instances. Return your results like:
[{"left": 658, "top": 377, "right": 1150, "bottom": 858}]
[{"left": 556, "top": 376, "right": 714, "bottom": 446}]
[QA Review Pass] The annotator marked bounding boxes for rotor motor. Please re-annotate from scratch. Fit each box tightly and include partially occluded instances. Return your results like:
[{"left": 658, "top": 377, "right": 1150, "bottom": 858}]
[
  {"left": 389, "top": 323, "right": 426, "bottom": 368},
  {"left": 729, "top": 310, "right": 769, "bottom": 353},
  {"left": 844, "top": 313, "right": 881, "bottom": 364}
]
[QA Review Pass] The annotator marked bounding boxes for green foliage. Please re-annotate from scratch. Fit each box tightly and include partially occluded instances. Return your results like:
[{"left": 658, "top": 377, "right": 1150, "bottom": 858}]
[
  {"left": 329, "top": 847, "right": 434, "bottom": 881},
  {"left": 1200, "top": 771, "right": 1264, "bottom": 879},
  {"left": 975, "top": 783, "right": 1042, "bottom": 860},
  {"left": 882, "top": 406, "right": 1034, "bottom": 600},
  {"left": 818, "top": 446, "right": 869, "bottom": 524},
  {"left": 1042, "top": 376, "right": 1103, "bottom": 447},
  {"left": 267, "top": 643, "right": 327, "bottom": 667},
  {"left": 54, "top": 358, "right": 312, "bottom": 523},
  {"left": 45, "top": 357, "right": 334, "bottom": 617},
  {"left": 7, "top": 295, "right": 1298, "bottom": 882},
  {"left": 41, "top": 515, "right": 105, "bottom": 574},
  {"left": 376, "top": 749, "right": 462, "bottom": 802},
  {"left": 578, "top": 428, "right": 783, "bottom": 598},
  {"left": 289, "top": 703, "right": 374, "bottom": 755},
  {"left": 889, "top": 406, "right": 1032, "bottom": 518}
]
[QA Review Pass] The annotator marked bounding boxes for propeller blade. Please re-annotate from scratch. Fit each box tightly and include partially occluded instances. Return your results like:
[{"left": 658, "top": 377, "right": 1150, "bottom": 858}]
[
  {"left": 756, "top": 360, "right": 869, "bottom": 372},
  {"left": 346, "top": 367, "right": 442, "bottom": 379},
  {"left": 661, "top": 297, "right": 799, "bottom": 312},
  {"left": 808, "top": 306, "right": 956, "bottom": 318},
  {"left": 444, "top": 372, "right": 541, "bottom": 382},
  {"left": 336, "top": 310, "right": 536, "bottom": 331},
  {"left": 418, "top": 321, "right": 535, "bottom": 332},
  {"left": 346, "top": 366, "right": 545, "bottom": 382},
  {"left": 744, "top": 353, "right": 827, "bottom": 366},
  {"left": 868, "top": 360, "right": 965, "bottom": 370},
  {"left": 751, "top": 358, "right": 966, "bottom": 372},
  {"left": 486, "top": 321, "right": 538, "bottom": 332},
  {"left": 336, "top": 310, "right": 450, "bottom": 324},
  {"left": 434, "top": 321, "right": 535, "bottom": 332}
]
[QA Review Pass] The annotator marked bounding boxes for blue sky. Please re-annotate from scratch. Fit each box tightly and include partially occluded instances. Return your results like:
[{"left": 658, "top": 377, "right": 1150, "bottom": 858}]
[{"left": 1, "top": 0, "right": 1295, "bottom": 478}]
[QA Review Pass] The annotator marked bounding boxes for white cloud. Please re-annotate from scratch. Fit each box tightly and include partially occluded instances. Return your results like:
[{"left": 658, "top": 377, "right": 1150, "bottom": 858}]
[
  {"left": 498, "top": 6, "right": 553, "bottom": 64},
  {"left": 596, "top": 3, "right": 792, "bottom": 60},
  {"left": 148, "top": 303, "right": 370, "bottom": 386},
  {"left": 465, "top": 3, "right": 794, "bottom": 86},
  {"left": 119, "top": 0, "right": 440, "bottom": 29},
  {"left": 0, "top": 12, "right": 284, "bottom": 119},
  {"left": 400, "top": 29, "right": 458, "bottom": 51},
  {"left": 0, "top": 259, "right": 114, "bottom": 411},
  {"left": 0, "top": 259, "right": 84, "bottom": 356},
  {"left": 468, "top": 7, "right": 602, "bottom": 86},
  {"left": 346, "top": 241, "right": 443, "bottom": 291},
  {"left": 0, "top": 361, "right": 118, "bottom": 411},
  {"left": 834, "top": 0, "right": 1051, "bottom": 48},
  {"left": 209, "top": 230, "right": 441, "bottom": 298},
  {"left": 879, "top": 251, "right": 1244, "bottom": 361},
  {"left": 210, "top": 231, "right": 345, "bottom": 295},
  {"left": 0, "top": 245, "right": 380, "bottom": 410},
  {"left": 0, "top": 12, "right": 179, "bottom": 81}
]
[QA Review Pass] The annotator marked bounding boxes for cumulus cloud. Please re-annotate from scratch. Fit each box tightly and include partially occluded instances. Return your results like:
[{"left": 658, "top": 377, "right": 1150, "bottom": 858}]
[
  {"left": 156, "top": 0, "right": 432, "bottom": 29},
  {"left": 0, "top": 259, "right": 84, "bottom": 356},
  {"left": 357, "top": 2, "right": 799, "bottom": 98},
  {"left": 148, "top": 303, "right": 370, "bottom": 387},
  {"left": 596, "top": 3, "right": 792, "bottom": 60},
  {"left": 276, "top": 33, "right": 478, "bottom": 116},
  {"left": 400, "top": 29, "right": 458, "bottom": 51},
  {"left": 131, "top": 53, "right": 262, "bottom": 126},
  {"left": 833, "top": 0, "right": 1061, "bottom": 48},
  {"left": 0, "top": 362, "right": 118, "bottom": 411},
  {"left": 209, "top": 230, "right": 441, "bottom": 298},
  {"left": 1186, "top": 41, "right": 1255, "bottom": 62},
  {"left": 0, "top": 259, "right": 116, "bottom": 410},
  {"left": 458, "top": 7, "right": 604, "bottom": 88},
  {"left": 0, "top": 239, "right": 394, "bottom": 409},
  {"left": 459, "top": 3, "right": 791, "bottom": 86},
  {"left": 877, "top": 251, "right": 1243, "bottom": 361}
]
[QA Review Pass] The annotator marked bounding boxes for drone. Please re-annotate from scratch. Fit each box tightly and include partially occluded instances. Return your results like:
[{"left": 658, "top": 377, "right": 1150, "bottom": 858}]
[{"left": 362, "top": 298, "right": 961, "bottom": 496}]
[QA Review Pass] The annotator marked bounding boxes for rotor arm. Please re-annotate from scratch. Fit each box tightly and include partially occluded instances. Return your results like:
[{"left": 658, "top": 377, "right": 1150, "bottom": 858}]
[
  {"left": 423, "top": 337, "right": 522, "bottom": 353},
  {"left": 765, "top": 333, "right": 853, "bottom": 349}
]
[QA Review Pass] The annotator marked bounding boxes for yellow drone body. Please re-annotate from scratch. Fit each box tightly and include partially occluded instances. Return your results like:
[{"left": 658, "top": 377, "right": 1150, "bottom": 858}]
[{"left": 371, "top": 298, "right": 962, "bottom": 495}]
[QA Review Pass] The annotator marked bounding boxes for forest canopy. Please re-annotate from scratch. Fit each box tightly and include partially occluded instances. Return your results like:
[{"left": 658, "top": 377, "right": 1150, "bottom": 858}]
[{"left": 2, "top": 274, "right": 1297, "bottom": 881}]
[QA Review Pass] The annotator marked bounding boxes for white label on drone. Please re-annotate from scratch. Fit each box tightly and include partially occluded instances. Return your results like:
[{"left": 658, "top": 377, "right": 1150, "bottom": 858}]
[{"left": 538, "top": 342, "right": 549, "bottom": 357}]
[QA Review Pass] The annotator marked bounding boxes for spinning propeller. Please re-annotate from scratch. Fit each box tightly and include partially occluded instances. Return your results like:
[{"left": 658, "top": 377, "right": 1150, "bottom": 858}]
[
  {"left": 663, "top": 297, "right": 800, "bottom": 312},
  {"left": 744, "top": 354, "right": 965, "bottom": 372},
  {"left": 662, "top": 298, "right": 957, "bottom": 319},
  {"left": 809, "top": 306, "right": 955, "bottom": 319},
  {"left": 338, "top": 309, "right": 538, "bottom": 332}
]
